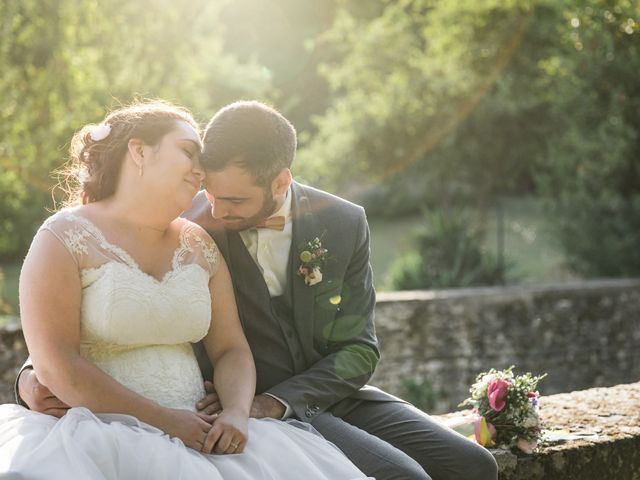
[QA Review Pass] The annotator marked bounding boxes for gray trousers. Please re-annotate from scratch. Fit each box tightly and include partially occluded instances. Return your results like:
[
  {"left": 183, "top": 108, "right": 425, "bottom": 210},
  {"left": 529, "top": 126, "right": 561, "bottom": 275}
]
[{"left": 312, "top": 401, "right": 498, "bottom": 480}]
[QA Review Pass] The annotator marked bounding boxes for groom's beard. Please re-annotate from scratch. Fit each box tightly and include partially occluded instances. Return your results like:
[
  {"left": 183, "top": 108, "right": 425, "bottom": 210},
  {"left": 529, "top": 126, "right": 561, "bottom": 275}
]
[{"left": 221, "top": 190, "right": 278, "bottom": 232}]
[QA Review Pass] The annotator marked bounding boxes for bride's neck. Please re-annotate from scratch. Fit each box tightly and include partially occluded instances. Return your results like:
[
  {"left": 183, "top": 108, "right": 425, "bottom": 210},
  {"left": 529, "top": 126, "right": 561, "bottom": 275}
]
[{"left": 101, "top": 197, "right": 175, "bottom": 238}]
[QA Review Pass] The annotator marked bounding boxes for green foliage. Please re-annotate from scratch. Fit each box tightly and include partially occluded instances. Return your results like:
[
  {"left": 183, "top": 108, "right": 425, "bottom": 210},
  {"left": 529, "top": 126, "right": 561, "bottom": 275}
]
[
  {"left": 547, "top": 195, "right": 640, "bottom": 277},
  {"left": 0, "top": 262, "right": 21, "bottom": 317},
  {"left": 400, "top": 377, "right": 442, "bottom": 412},
  {"left": 358, "top": 169, "right": 427, "bottom": 217},
  {"left": 300, "top": 0, "right": 640, "bottom": 278},
  {"left": 299, "top": 1, "right": 635, "bottom": 193},
  {"left": 0, "top": 268, "right": 12, "bottom": 315},
  {"left": 0, "top": 0, "right": 271, "bottom": 259},
  {"left": 2, "top": 0, "right": 638, "bottom": 281},
  {"left": 298, "top": 0, "right": 540, "bottom": 198},
  {"left": 389, "top": 210, "right": 506, "bottom": 289},
  {"left": 533, "top": 1, "right": 640, "bottom": 276}
]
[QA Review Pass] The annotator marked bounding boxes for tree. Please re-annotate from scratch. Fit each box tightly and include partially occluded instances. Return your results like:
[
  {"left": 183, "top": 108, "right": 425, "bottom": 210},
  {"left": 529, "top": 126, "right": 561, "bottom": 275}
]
[
  {"left": 534, "top": 0, "right": 640, "bottom": 276},
  {"left": 0, "top": 0, "right": 270, "bottom": 258},
  {"left": 296, "top": 0, "right": 540, "bottom": 201},
  {"left": 298, "top": 0, "right": 640, "bottom": 279}
]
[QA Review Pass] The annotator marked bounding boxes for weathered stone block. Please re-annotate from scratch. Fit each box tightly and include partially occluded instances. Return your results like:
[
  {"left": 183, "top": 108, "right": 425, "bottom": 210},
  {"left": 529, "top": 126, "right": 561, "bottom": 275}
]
[{"left": 476, "top": 382, "right": 640, "bottom": 479}]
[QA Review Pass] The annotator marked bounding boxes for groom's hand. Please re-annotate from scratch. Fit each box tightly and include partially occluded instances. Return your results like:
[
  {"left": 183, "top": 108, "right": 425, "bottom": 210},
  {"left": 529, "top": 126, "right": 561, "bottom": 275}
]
[
  {"left": 196, "top": 381, "right": 285, "bottom": 419},
  {"left": 18, "top": 368, "right": 70, "bottom": 418},
  {"left": 250, "top": 394, "right": 285, "bottom": 419},
  {"left": 196, "top": 380, "right": 223, "bottom": 415}
]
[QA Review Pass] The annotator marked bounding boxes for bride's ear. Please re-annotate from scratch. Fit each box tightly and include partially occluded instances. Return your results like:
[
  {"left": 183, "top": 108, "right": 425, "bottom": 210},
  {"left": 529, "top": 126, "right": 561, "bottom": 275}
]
[{"left": 127, "top": 138, "right": 145, "bottom": 170}]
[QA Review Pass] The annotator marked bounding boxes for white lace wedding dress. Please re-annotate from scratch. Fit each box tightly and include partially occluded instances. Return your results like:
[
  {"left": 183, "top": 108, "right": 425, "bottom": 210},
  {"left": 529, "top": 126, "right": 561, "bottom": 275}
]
[{"left": 0, "top": 210, "right": 369, "bottom": 480}]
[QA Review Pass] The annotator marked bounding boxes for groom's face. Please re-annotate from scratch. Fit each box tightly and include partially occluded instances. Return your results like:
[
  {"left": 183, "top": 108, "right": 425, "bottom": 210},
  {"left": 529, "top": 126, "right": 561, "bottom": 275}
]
[{"left": 202, "top": 165, "right": 277, "bottom": 231}]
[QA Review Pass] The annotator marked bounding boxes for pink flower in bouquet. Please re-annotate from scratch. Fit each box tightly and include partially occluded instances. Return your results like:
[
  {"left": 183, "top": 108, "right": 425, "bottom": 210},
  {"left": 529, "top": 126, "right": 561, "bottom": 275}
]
[
  {"left": 487, "top": 378, "right": 510, "bottom": 412},
  {"left": 460, "top": 367, "right": 547, "bottom": 452}
]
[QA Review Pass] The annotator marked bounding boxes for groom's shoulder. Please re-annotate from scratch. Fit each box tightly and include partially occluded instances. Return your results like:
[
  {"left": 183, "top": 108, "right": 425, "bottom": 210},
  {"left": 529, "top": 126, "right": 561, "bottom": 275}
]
[
  {"left": 182, "top": 191, "right": 222, "bottom": 232},
  {"left": 295, "top": 183, "right": 365, "bottom": 220}
]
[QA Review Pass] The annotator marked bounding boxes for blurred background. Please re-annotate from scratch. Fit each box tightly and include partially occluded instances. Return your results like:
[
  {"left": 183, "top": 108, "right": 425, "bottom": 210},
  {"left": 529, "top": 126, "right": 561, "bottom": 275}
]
[{"left": 1, "top": 0, "right": 639, "bottom": 323}]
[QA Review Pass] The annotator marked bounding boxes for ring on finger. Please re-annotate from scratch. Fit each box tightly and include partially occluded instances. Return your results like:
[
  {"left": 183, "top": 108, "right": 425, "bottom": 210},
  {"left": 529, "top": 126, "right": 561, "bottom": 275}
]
[{"left": 230, "top": 441, "right": 239, "bottom": 450}]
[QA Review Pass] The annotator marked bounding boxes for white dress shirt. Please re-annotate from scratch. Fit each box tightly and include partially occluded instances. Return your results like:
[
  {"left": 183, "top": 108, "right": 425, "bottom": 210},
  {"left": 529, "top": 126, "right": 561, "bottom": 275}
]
[{"left": 239, "top": 189, "right": 293, "bottom": 297}]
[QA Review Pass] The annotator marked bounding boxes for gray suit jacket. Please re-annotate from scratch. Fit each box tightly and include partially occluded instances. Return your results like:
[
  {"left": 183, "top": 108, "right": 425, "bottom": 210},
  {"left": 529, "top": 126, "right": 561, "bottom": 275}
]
[{"left": 185, "top": 182, "right": 400, "bottom": 421}]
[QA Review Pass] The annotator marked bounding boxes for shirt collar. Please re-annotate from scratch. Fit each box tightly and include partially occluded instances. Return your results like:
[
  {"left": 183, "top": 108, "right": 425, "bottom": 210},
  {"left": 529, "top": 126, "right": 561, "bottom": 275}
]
[{"left": 268, "top": 187, "right": 292, "bottom": 222}]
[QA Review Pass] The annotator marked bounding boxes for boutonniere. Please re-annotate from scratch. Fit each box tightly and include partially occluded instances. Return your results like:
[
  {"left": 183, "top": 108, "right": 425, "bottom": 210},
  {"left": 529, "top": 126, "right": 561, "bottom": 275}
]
[{"left": 297, "top": 235, "right": 329, "bottom": 286}]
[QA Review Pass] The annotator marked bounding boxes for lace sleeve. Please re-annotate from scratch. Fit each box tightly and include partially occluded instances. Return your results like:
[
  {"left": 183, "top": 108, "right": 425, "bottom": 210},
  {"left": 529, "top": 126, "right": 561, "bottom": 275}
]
[
  {"left": 38, "top": 210, "right": 91, "bottom": 268},
  {"left": 176, "top": 222, "right": 221, "bottom": 277}
]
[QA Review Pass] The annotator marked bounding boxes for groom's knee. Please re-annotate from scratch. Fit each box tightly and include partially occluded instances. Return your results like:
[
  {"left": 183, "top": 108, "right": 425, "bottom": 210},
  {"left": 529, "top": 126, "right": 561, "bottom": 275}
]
[
  {"left": 455, "top": 444, "right": 498, "bottom": 480},
  {"left": 352, "top": 445, "right": 431, "bottom": 480},
  {"left": 411, "top": 439, "right": 498, "bottom": 480},
  {"left": 477, "top": 451, "right": 499, "bottom": 480},
  {"left": 371, "top": 461, "right": 431, "bottom": 480}
]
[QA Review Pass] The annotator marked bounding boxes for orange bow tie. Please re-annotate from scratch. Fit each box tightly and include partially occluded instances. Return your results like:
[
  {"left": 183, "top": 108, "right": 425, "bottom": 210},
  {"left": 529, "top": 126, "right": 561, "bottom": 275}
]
[{"left": 256, "top": 216, "right": 286, "bottom": 231}]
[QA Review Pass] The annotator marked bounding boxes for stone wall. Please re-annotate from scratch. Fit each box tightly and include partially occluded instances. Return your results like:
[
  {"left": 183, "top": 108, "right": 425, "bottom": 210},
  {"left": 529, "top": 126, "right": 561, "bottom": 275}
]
[{"left": 370, "top": 278, "right": 640, "bottom": 412}]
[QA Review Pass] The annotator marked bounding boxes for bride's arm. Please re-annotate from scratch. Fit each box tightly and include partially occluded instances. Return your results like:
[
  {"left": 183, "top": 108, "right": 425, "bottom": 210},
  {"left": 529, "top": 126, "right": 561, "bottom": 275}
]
[
  {"left": 20, "top": 230, "right": 213, "bottom": 450},
  {"left": 200, "top": 255, "right": 256, "bottom": 454}
]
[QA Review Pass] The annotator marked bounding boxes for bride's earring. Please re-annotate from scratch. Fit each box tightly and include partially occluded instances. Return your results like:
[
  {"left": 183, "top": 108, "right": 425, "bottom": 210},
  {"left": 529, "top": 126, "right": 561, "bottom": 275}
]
[{"left": 138, "top": 147, "right": 144, "bottom": 177}]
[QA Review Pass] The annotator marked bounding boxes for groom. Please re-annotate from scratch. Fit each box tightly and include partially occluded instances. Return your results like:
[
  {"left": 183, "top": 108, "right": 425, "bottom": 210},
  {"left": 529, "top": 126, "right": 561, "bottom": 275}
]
[{"left": 16, "top": 101, "right": 497, "bottom": 480}]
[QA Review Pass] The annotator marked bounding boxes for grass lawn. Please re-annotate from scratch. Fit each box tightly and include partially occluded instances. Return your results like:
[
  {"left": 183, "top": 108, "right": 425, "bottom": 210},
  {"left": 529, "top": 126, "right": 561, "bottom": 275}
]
[
  {"left": 368, "top": 197, "right": 577, "bottom": 290},
  {"left": 483, "top": 197, "right": 576, "bottom": 284}
]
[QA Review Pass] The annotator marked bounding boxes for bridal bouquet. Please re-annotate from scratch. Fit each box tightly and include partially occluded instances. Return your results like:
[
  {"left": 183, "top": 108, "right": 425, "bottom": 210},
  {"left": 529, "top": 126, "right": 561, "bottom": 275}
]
[{"left": 458, "top": 367, "right": 546, "bottom": 453}]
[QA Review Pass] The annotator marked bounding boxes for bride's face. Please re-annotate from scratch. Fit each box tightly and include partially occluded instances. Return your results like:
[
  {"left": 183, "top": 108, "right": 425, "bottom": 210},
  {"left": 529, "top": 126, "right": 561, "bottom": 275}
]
[{"left": 143, "top": 121, "right": 204, "bottom": 211}]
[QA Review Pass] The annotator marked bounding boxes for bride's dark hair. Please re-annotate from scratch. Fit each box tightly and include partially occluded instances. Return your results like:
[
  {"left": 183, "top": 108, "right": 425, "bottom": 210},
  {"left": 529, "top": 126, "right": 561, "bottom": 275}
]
[{"left": 59, "top": 100, "right": 198, "bottom": 206}]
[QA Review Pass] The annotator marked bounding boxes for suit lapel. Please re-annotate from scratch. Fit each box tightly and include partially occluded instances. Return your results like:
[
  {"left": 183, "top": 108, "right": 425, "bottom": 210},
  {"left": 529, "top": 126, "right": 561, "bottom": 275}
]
[{"left": 290, "top": 183, "right": 319, "bottom": 357}]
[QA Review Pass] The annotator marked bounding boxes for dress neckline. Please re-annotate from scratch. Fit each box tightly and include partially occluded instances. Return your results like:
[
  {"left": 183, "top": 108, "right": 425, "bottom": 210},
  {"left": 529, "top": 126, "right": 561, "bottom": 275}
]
[{"left": 65, "top": 210, "right": 191, "bottom": 283}]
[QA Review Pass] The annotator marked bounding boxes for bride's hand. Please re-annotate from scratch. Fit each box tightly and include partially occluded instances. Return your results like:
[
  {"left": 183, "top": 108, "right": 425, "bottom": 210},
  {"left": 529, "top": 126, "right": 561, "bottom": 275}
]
[
  {"left": 196, "top": 380, "right": 222, "bottom": 415},
  {"left": 202, "top": 409, "right": 249, "bottom": 455},
  {"left": 160, "top": 408, "right": 217, "bottom": 452}
]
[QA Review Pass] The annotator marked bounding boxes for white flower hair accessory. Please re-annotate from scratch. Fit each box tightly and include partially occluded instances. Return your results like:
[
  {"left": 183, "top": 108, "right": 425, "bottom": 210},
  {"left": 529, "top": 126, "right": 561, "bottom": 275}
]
[{"left": 89, "top": 123, "right": 111, "bottom": 142}]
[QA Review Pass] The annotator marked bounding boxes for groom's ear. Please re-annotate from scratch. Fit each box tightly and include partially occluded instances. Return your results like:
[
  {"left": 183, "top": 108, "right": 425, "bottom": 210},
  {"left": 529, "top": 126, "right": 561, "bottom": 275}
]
[{"left": 271, "top": 168, "right": 293, "bottom": 196}]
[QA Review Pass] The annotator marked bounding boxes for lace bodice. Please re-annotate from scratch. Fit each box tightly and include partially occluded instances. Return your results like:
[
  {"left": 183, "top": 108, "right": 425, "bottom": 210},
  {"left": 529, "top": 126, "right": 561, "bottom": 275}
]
[{"left": 39, "top": 209, "right": 220, "bottom": 410}]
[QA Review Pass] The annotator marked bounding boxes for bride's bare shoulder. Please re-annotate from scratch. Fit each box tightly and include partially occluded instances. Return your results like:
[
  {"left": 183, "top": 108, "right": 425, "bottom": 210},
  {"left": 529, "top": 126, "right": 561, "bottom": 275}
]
[{"left": 172, "top": 218, "right": 220, "bottom": 275}]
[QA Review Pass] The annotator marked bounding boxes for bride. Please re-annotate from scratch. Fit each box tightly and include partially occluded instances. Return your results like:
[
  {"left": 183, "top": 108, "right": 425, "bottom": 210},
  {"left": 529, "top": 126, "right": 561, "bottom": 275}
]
[{"left": 0, "top": 101, "right": 369, "bottom": 479}]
